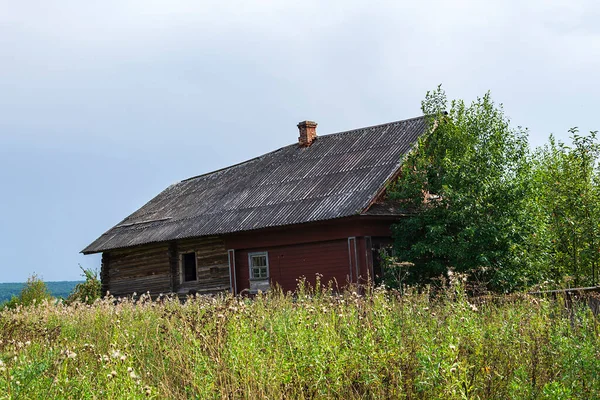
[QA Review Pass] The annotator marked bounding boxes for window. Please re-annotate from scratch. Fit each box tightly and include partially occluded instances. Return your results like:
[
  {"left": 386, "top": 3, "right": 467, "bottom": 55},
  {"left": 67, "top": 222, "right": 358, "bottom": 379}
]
[
  {"left": 182, "top": 252, "right": 197, "bottom": 282},
  {"left": 249, "top": 252, "right": 269, "bottom": 280}
]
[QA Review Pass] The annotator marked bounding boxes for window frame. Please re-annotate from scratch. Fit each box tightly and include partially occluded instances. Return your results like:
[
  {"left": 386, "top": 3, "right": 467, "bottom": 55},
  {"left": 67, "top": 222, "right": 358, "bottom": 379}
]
[
  {"left": 248, "top": 251, "right": 269, "bottom": 281},
  {"left": 180, "top": 251, "right": 198, "bottom": 283}
]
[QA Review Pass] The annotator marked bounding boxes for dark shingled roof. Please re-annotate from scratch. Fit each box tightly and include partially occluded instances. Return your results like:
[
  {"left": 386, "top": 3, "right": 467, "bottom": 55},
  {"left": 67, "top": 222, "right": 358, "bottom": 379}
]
[{"left": 82, "top": 116, "right": 427, "bottom": 254}]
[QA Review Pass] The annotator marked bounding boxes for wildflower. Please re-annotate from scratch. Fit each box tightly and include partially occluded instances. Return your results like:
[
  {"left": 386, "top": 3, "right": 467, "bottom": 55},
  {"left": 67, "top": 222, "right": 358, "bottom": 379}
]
[
  {"left": 67, "top": 350, "right": 77, "bottom": 359},
  {"left": 111, "top": 370, "right": 117, "bottom": 377},
  {"left": 450, "top": 367, "right": 457, "bottom": 373},
  {"left": 449, "top": 344, "right": 456, "bottom": 351},
  {"left": 130, "top": 371, "right": 138, "bottom": 379},
  {"left": 0, "top": 359, "right": 5, "bottom": 373},
  {"left": 120, "top": 355, "right": 127, "bottom": 362}
]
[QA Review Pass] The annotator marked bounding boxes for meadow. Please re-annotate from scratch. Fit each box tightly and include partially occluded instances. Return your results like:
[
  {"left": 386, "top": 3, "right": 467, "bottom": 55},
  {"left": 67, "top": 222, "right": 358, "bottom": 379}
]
[{"left": 0, "top": 277, "right": 599, "bottom": 399}]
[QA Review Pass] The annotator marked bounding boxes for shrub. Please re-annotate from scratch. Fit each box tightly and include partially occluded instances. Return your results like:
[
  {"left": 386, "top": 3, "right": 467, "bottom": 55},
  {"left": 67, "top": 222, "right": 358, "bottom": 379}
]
[
  {"left": 67, "top": 266, "right": 101, "bottom": 305},
  {"left": 4, "top": 274, "right": 53, "bottom": 309}
]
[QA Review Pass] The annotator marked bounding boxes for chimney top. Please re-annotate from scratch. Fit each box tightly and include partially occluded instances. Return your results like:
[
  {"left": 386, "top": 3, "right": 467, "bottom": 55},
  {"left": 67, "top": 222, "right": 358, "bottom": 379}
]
[{"left": 297, "top": 120, "right": 318, "bottom": 147}]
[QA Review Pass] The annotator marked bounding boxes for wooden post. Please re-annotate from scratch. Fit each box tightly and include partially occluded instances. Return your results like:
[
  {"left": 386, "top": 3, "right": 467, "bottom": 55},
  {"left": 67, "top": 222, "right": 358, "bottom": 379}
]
[
  {"left": 100, "top": 252, "right": 110, "bottom": 297},
  {"left": 228, "top": 249, "right": 237, "bottom": 294},
  {"left": 169, "top": 242, "right": 178, "bottom": 294}
]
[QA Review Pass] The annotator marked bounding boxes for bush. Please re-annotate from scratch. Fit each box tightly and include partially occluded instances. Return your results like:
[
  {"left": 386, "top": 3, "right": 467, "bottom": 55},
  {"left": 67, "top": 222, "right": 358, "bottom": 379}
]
[
  {"left": 67, "top": 266, "right": 101, "bottom": 305},
  {"left": 0, "top": 274, "right": 52, "bottom": 310}
]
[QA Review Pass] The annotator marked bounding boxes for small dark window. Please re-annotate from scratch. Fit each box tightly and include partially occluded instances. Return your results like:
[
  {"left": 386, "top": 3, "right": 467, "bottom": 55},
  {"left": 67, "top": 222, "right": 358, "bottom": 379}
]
[{"left": 182, "top": 252, "right": 197, "bottom": 282}]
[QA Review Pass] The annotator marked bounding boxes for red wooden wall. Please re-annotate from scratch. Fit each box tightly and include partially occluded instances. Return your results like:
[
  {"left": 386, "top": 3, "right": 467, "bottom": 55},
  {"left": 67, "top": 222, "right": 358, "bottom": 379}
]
[
  {"left": 224, "top": 216, "right": 396, "bottom": 294},
  {"left": 235, "top": 239, "right": 350, "bottom": 293}
]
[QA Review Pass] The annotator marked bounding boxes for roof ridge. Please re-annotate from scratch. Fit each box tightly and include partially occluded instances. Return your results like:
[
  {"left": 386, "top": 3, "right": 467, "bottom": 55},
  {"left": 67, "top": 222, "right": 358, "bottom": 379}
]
[
  {"left": 323, "top": 115, "right": 426, "bottom": 138},
  {"left": 181, "top": 115, "right": 424, "bottom": 183}
]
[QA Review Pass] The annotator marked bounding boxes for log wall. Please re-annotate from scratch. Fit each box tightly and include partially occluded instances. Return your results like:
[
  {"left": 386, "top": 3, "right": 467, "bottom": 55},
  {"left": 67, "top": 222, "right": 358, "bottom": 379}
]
[
  {"left": 104, "top": 243, "right": 171, "bottom": 297},
  {"left": 102, "top": 236, "right": 229, "bottom": 298},
  {"left": 175, "top": 237, "right": 230, "bottom": 296}
]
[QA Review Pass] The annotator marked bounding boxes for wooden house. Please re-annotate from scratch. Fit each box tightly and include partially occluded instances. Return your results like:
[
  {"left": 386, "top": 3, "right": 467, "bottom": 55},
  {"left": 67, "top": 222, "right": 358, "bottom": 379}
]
[{"left": 82, "top": 117, "right": 427, "bottom": 296}]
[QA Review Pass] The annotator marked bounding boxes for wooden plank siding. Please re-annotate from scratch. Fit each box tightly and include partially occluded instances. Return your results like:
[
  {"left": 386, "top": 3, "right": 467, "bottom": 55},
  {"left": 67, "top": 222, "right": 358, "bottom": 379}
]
[
  {"left": 235, "top": 239, "right": 353, "bottom": 293},
  {"left": 102, "top": 236, "right": 229, "bottom": 298},
  {"left": 99, "top": 217, "right": 399, "bottom": 297}
]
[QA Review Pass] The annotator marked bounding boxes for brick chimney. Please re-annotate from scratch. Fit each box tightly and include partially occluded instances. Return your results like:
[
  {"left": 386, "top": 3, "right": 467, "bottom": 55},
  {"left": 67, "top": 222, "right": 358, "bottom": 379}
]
[{"left": 297, "top": 120, "right": 318, "bottom": 147}]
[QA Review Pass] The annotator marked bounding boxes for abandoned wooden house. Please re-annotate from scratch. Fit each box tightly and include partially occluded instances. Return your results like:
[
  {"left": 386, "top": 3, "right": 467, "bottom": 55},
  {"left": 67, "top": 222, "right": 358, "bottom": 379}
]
[{"left": 82, "top": 116, "right": 427, "bottom": 297}]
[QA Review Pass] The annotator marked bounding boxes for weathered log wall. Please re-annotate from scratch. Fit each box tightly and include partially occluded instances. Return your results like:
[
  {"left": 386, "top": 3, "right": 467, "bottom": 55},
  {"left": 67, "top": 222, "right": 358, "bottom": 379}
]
[
  {"left": 104, "top": 243, "right": 171, "bottom": 297},
  {"left": 175, "top": 237, "right": 230, "bottom": 296},
  {"left": 102, "top": 236, "right": 229, "bottom": 298}
]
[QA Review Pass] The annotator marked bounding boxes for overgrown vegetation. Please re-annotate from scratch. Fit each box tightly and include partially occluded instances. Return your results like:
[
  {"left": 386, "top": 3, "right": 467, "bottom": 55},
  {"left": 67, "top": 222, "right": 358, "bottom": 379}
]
[
  {"left": 0, "top": 281, "right": 81, "bottom": 304},
  {"left": 1, "top": 275, "right": 52, "bottom": 310},
  {"left": 0, "top": 278, "right": 598, "bottom": 399},
  {"left": 66, "top": 266, "right": 102, "bottom": 305},
  {"left": 388, "top": 87, "right": 600, "bottom": 292}
]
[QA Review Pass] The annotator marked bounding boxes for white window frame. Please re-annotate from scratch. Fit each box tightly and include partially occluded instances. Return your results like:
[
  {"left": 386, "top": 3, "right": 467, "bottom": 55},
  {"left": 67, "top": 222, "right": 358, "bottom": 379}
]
[
  {"left": 180, "top": 251, "right": 198, "bottom": 283},
  {"left": 248, "top": 251, "right": 269, "bottom": 281}
]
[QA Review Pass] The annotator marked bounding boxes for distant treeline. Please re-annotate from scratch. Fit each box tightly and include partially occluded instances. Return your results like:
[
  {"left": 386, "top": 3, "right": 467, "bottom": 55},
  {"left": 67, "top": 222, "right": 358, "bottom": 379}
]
[{"left": 0, "top": 281, "right": 82, "bottom": 303}]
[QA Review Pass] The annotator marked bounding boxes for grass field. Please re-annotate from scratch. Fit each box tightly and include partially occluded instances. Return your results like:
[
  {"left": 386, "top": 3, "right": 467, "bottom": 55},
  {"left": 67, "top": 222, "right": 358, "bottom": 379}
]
[{"left": 0, "top": 278, "right": 599, "bottom": 399}]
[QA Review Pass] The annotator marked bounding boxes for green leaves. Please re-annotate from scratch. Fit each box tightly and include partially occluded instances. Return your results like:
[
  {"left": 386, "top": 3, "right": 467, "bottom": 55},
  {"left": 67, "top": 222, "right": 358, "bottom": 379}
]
[
  {"left": 390, "top": 87, "right": 538, "bottom": 291},
  {"left": 389, "top": 88, "right": 600, "bottom": 292},
  {"left": 533, "top": 129, "right": 600, "bottom": 287}
]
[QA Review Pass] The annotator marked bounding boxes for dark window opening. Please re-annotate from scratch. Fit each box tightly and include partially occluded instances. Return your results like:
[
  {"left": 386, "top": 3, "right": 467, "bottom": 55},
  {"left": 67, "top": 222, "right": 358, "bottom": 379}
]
[{"left": 182, "top": 252, "right": 197, "bottom": 282}]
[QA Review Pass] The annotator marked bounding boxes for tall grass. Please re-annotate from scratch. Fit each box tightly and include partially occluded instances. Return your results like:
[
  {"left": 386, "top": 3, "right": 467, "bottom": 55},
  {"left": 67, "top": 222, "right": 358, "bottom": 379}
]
[{"left": 0, "top": 277, "right": 598, "bottom": 399}]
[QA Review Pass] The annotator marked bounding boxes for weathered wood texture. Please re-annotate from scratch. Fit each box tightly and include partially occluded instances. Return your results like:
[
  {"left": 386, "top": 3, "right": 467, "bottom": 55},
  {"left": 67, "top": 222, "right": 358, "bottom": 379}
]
[
  {"left": 100, "top": 252, "right": 110, "bottom": 296},
  {"left": 175, "top": 237, "right": 230, "bottom": 296},
  {"left": 102, "top": 237, "right": 229, "bottom": 298},
  {"left": 105, "top": 243, "right": 171, "bottom": 297}
]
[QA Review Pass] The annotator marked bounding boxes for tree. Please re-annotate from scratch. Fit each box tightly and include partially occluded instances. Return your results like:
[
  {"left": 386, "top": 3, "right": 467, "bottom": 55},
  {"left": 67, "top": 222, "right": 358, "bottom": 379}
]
[
  {"left": 534, "top": 130, "right": 600, "bottom": 287},
  {"left": 388, "top": 87, "right": 541, "bottom": 291},
  {"left": 1, "top": 274, "right": 52, "bottom": 309}
]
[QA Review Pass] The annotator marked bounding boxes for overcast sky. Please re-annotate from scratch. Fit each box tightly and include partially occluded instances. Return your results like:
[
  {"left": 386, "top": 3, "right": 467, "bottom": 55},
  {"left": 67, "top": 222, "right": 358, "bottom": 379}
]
[{"left": 0, "top": 0, "right": 599, "bottom": 282}]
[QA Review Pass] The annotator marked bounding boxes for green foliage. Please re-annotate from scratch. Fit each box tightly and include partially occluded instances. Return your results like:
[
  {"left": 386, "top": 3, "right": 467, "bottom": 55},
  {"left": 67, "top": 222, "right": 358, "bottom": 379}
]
[
  {"left": 1, "top": 275, "right": 52, "bottom": 310},
  {"left": 0, "top": 281, "right": 82, "bottom": 304},
  {"left": 0, "top": 282, "right": 598, "bottom": 399},
  {"left": 533, "top": 130, "right": 600, "bottom": 287},
  {"left": 19, "top": 275, "right": 52, "bottom": 307},
  {"left": 66, "top": 266, "right": 102, "bottom": 305},
  {"left": 389, "top": 87, "right": 538, "bottom": 291}
]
